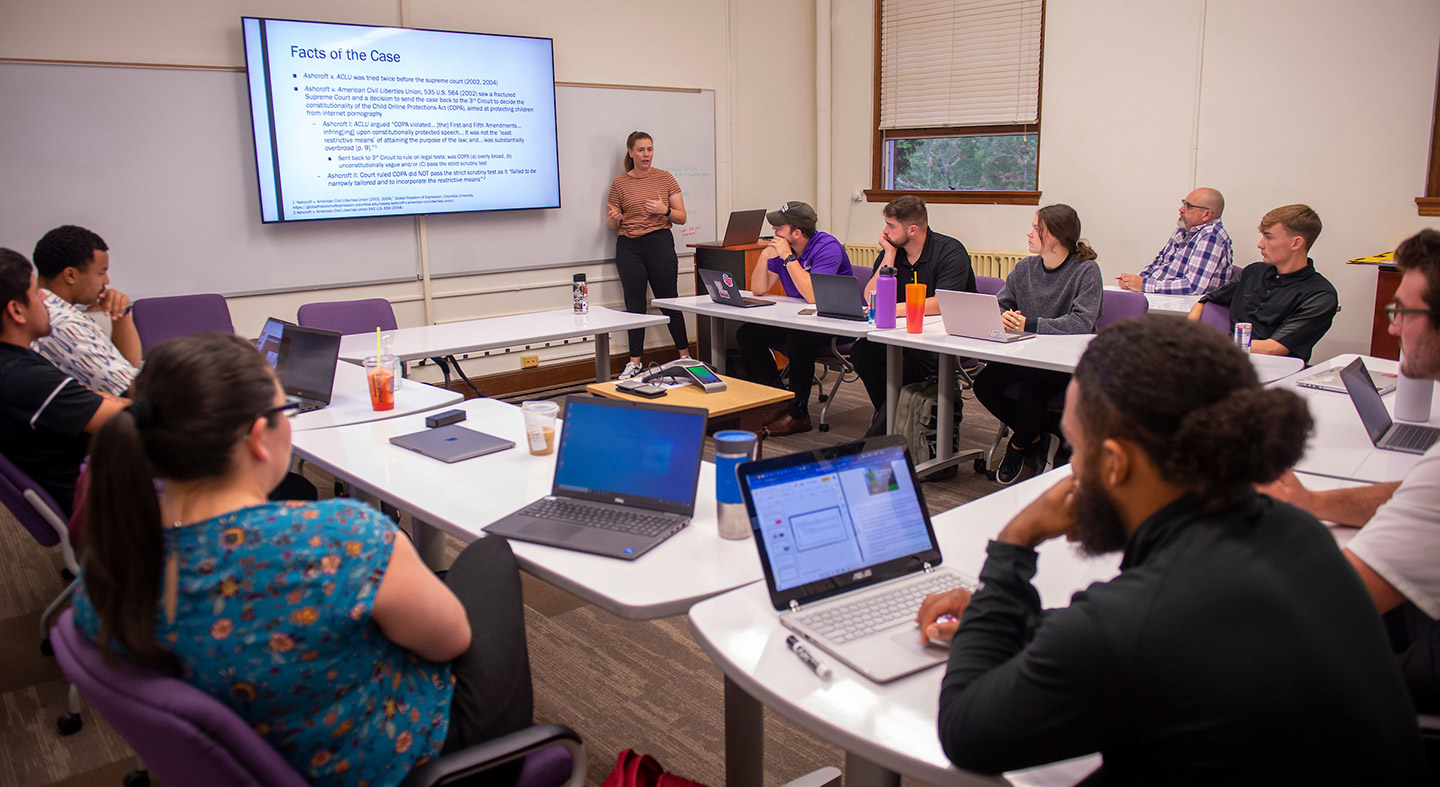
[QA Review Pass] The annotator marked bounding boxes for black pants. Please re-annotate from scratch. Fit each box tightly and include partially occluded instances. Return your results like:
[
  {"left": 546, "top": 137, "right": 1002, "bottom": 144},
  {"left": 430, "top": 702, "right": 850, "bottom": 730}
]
[
  {"left": 441, "top": 538, "right": 534, "bottom": 786},
  {"left": 736, "top": 323, "right": 833, "bottom": 417},
  {"left": 616, "top": 230, "right": 687, "bottom": 355},
  {"left": 1386, "top": 602, "right": 1440, "bottom": 714},
  {"left": 972, "top": 362, "right": 1072, "bottom": 447},
  {"left": 849, "top": 338, "right": 939, "bottom": 434}
]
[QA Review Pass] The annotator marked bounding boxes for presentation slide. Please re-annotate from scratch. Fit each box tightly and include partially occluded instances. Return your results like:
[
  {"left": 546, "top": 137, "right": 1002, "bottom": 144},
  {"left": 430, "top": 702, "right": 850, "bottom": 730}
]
[{"left": 243, "top": 18, "right": 559, "bottom": 223}]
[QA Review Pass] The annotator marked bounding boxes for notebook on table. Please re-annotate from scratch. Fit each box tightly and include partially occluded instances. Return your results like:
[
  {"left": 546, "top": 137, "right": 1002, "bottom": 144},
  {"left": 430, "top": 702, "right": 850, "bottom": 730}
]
[
  {"left": 698, "top": 268, "right": 775, "bottom": 308},
  {"left": 692, "top": 209, "right": 767, "bottom": 248},
  {"left": 936, "top": 290, "right": 1036, "bottom": 343},
  {"left": 270, "top": 323, "right": 342, "bottom": 413},
  {"left": 483, "top": 396, "right": 709, "bottom": 560},
  {"left": 1298, "top": 365, "right": 1397, "bottom": 395},
  {"left": 810, "top": 272, "right": 869, "bottom": 322},
  {"left": 1340, "top": 357, "right": 1440, "bottom": 454},
  {"left": 737, "top": 436, "right": 976, "bottom": 683}
]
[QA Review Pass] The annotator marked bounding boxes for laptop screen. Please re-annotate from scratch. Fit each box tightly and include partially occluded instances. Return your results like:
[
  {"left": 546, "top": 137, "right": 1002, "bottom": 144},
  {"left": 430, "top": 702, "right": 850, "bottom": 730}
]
[
  {"left": 257, "top": 317, "right": 289, "bottom": 368},
  {"left": 1340, "top": 358, "right": 1393, "bottom": 443},
  {"left": 744, "top": 441, "right": 935, "bottom": 593},
  {"left": 276, "top": 325, "right": 340, "bottom": 402},
  {"left": 553, "top": 397, "right": 708, "bottom": 511}
]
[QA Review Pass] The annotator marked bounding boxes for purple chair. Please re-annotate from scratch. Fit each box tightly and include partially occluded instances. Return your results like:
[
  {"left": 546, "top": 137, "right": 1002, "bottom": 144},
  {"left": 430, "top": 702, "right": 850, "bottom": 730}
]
[
  {"left": 1199, "top": 302, "right": 1232, "bottom": 334},
  {"left": 0, "top": 452, "right": 84, "bottom": 734},
  {"left": 975, "top": 275, "right": 1005, "bottom": 296},
  {"left": 132, "top": 294, "right": 235, "bottom": 355},
  {"left": 298, "top": 298, "right": 482, "bottom": 397},
  {"left": 814, "top": 266, "right": 875, "bottom": 432},
  {"left": 51, "top": 609, "right": 585, "bottom": 787}
]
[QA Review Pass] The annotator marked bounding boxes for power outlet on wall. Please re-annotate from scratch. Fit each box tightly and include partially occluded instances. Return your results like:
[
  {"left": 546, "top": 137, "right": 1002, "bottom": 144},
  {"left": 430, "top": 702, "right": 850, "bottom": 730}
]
[{"left": 521, "top": 354, "right": 540, "bottom": 369}]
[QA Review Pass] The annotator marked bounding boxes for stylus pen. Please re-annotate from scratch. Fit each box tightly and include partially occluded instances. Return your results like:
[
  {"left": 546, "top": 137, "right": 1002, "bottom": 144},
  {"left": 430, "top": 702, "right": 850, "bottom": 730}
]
[{"left": 786, "top": 635, "right": 833, "bottom": 680}]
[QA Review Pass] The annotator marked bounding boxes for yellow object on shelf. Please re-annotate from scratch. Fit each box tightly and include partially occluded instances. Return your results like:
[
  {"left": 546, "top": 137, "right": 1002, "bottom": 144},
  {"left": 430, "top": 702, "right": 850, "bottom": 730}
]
[{"left": 1348, "top": 251, "right": 1394, "bottom": 264}]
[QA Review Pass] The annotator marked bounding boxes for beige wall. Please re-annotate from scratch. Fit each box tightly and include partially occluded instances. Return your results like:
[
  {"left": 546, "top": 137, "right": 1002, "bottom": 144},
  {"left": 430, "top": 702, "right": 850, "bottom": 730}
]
[{"left": 828, "top": 0, "right": 1440, "bottom": 361}]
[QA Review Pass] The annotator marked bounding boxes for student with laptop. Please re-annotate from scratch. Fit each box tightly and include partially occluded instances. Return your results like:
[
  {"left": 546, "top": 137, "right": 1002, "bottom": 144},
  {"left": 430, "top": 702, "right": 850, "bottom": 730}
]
[
  {"left": 734, "top": 201, "right": 853, "bottom": 436},
  {"left": 972, "top": 204, "right": 1103, "bottom": 484},
  {"left": 1261, "top": 228, "right": 1440, "bottom": 717},
  {"left": 918, "top": 316, "right": 1428, "bottom": 783},
  {"left": 848, "top": 196, "right": 976, "bottom": 435}
]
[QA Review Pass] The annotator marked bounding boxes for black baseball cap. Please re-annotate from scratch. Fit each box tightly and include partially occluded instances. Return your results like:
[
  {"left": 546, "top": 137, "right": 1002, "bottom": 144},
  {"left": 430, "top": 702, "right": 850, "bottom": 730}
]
[{"left": 766, "top": 201, "right": 818, "bottom": 232}]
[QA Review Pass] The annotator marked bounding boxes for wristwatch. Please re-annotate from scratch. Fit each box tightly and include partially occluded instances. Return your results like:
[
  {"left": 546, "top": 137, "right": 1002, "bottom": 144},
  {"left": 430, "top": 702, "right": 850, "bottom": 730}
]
[
  {"left": 665, "top": 207, "right": 672, "bottom": 218},
  {"left": 783, "top": 254, "right": 798, "bottom": 263}
]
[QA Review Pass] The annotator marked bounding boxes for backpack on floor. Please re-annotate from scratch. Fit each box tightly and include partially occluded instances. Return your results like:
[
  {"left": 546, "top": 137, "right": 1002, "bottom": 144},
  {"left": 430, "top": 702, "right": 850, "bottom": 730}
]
[
  {"left": 601, "top": 749, "right": 709, "bottom": 787},
  {"left": 894, "top": 374, "right": 962, "bottom": 464}
]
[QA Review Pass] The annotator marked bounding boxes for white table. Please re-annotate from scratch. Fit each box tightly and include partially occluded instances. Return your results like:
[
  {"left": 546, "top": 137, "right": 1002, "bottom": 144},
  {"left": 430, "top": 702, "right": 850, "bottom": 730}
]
[
  {"left": 289, "top": 361, "right": 463, "bottom": 432},
  {"left": 289, "top": 397, "right": 764, "bottom": 619},
  {"left": 336, "top": 306, "right": 669, "bottom": 389},
  {"left": 651, "top": 294, "right": 874, "bottom": 375},
  {"left": 1102, "top": 285, "right": 1201, "bottom": 316},
  {"left": 1272, "top": 353, "right": 1440, "bottom": 483}
]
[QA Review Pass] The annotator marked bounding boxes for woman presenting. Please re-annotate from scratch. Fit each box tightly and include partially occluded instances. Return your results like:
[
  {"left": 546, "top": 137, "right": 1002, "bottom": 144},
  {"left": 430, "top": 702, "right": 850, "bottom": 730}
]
[{"left": 607, "top": 131, "right": 690, "bottom": 379}]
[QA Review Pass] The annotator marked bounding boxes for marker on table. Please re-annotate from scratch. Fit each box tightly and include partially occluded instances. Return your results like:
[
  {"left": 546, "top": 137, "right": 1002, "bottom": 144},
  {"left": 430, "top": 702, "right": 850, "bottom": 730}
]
[{"left": 786, "top": 634, "right": 833, "bottom": 680}]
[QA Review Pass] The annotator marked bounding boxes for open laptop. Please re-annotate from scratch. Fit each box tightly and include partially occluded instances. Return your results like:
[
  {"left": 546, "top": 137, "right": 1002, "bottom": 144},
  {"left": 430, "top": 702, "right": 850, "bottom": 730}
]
[
  {"left": 692, "top": 209, "right": 767, "bottom": 248},
  {"left": 738, "top": 436, "right": 976, "bottom": 683},
  {"left": 937, "top": 289, "right": 1036, "bottom": 343},
  {"left": 256, "top": 316, "right": 292, "bottom": 368},
  {"left": 698, "top": 268, "right": 774, "bottom": 308},
  {"left": 1340, "top": 357, "right": 1440, "bottom": 454},
  {"left": 273, "top": 323, "right": 342, "bottom": 413},
  {"left": 810, "top": 272, "right": 869, "bottom": 322},
  {"left": 483, "top": 396, "right": 709, "bottom": 560}
]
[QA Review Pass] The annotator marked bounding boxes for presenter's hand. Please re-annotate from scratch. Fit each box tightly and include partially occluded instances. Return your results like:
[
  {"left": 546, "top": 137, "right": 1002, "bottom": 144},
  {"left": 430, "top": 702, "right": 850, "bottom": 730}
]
[
  {"left": 916, "top": 588, "right": 972, "bottom": 643},
  {"left": 645, "top": 197, "right": 669, "bottom": 215},
  {"left": 94, "top": 288, "right": 132, "bottom": 321},
  {"left": 1001, "top": 310, "right": 1026, "bottom": 332},
  {"left": 607, "top": 203, "right": 623, "bottom": 223},
  {"left": 1118, "top": 273, "right": 1143, "bottom": 291},
  {"left": 998, "top": 475, "right": 1078, "bottom": 550}
]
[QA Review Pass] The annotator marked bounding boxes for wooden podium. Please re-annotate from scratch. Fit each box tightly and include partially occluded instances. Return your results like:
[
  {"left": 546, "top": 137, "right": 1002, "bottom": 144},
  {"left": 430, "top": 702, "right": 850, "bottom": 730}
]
[
  {"left": 1370, "top": 264, "right": 1402, "bottom": 361},
  {"left": 687, "top": 241, "right": 784, "bottom": 365}
]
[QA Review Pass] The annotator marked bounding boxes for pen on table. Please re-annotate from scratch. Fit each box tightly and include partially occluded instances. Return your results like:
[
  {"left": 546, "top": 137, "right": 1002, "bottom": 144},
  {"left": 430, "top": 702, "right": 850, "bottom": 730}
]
[{"left": 786, "top": 635, "right": 833, "bottom": 680}]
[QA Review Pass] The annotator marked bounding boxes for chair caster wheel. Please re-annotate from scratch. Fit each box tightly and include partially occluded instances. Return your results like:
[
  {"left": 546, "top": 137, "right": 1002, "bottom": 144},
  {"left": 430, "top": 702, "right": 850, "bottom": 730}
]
[
  {"left": 56, "top": 712, "right": 82, "bottom": 736},
  {"left": 818, "top": 423, "right": 829, "bottom": 432},
  {"left": 973, "top": 457, "right": 989, "bottom": 474},
  {"left": 40, "top": 638, "right": 53, "bottom": 657},
  {"left": 123, "top": 770, "right": 151, "bottom": 787}
]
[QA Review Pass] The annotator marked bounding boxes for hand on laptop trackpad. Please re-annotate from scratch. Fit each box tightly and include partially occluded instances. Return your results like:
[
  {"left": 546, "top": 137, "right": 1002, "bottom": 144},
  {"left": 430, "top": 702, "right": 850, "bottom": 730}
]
[
  {"left": 523, "top": 521, "right": 585, "bottom": 541},
  {"left": 891, "top": 626, "right": 949, "bottom": 655}
]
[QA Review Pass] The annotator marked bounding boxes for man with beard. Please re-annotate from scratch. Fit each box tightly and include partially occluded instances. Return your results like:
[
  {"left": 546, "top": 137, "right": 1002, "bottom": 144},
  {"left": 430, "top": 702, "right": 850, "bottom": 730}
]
[
  {"left": 1117, "top": 187, "right": 1233, "bottom": 295},
  {"left": 1261, "top": 228, "right": 1440, "bottom": 717},
  {"left": 915, "top": 316, "right": 1428, "bottom": 784}
]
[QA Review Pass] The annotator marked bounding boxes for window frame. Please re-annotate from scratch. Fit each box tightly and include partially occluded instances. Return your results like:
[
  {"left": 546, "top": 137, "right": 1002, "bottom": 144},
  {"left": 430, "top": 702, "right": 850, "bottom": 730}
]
[
  {"left": 1418, "top": 51, "right": 1440, "bottom": 217},
  {"left": 865, "top": 0, "right": 1046, "bottom": 205}
]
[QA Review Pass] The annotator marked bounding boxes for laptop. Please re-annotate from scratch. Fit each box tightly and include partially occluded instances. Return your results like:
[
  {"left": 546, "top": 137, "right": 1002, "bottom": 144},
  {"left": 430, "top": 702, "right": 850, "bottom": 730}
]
[
  {"left": 389, "top": 425, "right": 514, "bottom": 463},
  {"left": 483, "top": 396, "right": 709, "bottom": 560},
  {"left": 273, "top": 324, "right": 342, "bottom": 413},
  {"left": 738, "top": 436, "right": 976, "bottom": 683},
  {"left": 1298, "top": 365, "right": 1397, "bottom": 395},
  {"left": 1340, "top": 357, "right": 1440, "bottom": 454},
  {"left": 936, "top": 289, "right": 1036, "bottom": 343},
  {"left": 810, "top": 272, "right": 869, "bottom": 322},
  {"left": 692, "top": 209, "right": 767, "bottom": 248},
  {"left": 256, "top": 316, "right": 292, "bottom": 368},
  {"left": 698, "top": 268, "right": 775, "bottom": 308}
]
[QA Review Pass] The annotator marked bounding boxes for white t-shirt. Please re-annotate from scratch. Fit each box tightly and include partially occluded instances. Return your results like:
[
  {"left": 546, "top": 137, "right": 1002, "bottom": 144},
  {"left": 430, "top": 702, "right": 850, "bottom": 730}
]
[{"left": 1347, "top": 442, "right": 1440, "bottom": 619}]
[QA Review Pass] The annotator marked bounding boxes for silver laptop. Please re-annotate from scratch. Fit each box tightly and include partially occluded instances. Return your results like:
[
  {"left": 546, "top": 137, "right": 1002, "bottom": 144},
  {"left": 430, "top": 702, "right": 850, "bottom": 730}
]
[
  {"left": 937, "top": 289, "right": 1036, "bottom": 343},
  {"left": 389, "top": 425, "right": 514, "bottom": 463},
  {"left": 483, "top": 396, "right": 709, "bottom": 560},
  {"left": 692, "top": 209, "right": 766, "bottom": 248},
  {"left": 698, "top": 268, "right": 775, "bottom": 308},
  {"left": 1299, "top": 366, "right": 1397, "bottom": 395},
  {"left": 810, "top": 272, "right": 869, "bottom": 322},
  {"left": 1340, "top": 358, "right": 1440, "bottom": 454},
  {"left": 738, "top": 436, "right": 976, "bottom": 683}
]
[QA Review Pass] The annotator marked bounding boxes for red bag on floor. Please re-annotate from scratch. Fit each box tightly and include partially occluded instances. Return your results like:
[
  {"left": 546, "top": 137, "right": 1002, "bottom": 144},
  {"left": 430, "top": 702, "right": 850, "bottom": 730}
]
[{"left": 601, "top": 749, "right": 709, "bottom": 787}]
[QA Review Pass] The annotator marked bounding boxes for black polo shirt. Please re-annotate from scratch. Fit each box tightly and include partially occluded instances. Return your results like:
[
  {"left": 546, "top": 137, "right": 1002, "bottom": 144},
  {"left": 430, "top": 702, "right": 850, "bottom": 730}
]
[
  {"left": 0, "top": 342, "right": 103, "bottom": 513},
  {"left": 874, "top": 229, "right": 976, "bottom": 300},
  {"left": 1200, "top": 259, "right": 1338, "bottom": 363}
]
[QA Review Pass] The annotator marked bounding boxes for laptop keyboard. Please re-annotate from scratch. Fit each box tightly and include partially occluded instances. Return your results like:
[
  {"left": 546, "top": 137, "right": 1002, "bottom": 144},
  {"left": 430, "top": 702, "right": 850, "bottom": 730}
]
[
  {"left": 1387, "top": 423, "right": 1440, "bottom": 452},
  {"left": 797, "top": 572, "right": 974, "bottom": 646},
  {"left": 522, "top": 497, "right": 679, "bottom": 537}
]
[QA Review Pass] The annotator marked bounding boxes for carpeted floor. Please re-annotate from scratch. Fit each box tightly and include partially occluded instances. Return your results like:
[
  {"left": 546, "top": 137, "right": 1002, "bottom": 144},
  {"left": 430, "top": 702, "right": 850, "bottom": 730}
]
[{"left": 0, "top": 375, "right": 1026, "bottom": 786}]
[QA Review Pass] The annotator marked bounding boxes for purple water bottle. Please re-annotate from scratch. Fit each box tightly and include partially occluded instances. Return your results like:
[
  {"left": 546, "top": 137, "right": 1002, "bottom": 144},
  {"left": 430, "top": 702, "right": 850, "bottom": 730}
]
[{"left": 874, "top": 266, "right": 898, "bottom": 329}]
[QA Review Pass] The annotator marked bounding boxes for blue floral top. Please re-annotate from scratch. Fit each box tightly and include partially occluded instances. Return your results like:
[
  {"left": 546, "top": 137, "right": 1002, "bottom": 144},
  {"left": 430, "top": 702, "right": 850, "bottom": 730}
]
[{"left": 73, "top": 499, "right": 455, "bottom": 786}]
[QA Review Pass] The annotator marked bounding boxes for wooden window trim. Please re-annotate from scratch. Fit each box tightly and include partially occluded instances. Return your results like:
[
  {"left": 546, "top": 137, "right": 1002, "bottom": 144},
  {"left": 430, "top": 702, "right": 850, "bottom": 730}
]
[
  {"left": 1419, "top": 50, "right": 1440, "bottom": 216},
  {"left": 870, "top": 0, "right": 1046, "bottom": 205}
]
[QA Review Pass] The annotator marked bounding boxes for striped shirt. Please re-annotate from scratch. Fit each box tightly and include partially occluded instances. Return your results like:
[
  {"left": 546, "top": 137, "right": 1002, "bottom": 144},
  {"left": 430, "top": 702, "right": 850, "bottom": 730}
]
[
  {"left": 33, "top": 290, "right": 137, "bottom": 396},
  {"left": 608, "top": 168, "right": 681, "bottom": 238},
  {"left": 1137, "top": 220, "right": 1234, "bottom": 295}
]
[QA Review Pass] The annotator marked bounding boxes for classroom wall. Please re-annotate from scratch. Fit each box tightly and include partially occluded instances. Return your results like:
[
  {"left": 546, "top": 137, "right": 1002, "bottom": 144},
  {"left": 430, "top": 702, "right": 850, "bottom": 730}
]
[
  {"left": 827, "top": 0, "right": 1440, "bottom": 362},
  {"left": 0, "top": 0, "right": 817, "bottom": 380}
]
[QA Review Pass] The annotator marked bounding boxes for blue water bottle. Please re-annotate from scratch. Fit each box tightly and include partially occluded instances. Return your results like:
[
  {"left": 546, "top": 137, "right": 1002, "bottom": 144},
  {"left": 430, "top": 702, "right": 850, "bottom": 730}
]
[
  {"left": 714, "top": 430, "right": 758, "bottom": 540},
  {"left": 874, "top": 266, "right": 898, "bottom": 329}
]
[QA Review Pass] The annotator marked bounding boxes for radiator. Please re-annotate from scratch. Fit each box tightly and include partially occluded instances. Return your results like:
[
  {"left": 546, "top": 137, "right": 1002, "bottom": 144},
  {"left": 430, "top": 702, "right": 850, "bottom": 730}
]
[{"left": 842, "top": 244, "right": 1025, "bottom": 280}]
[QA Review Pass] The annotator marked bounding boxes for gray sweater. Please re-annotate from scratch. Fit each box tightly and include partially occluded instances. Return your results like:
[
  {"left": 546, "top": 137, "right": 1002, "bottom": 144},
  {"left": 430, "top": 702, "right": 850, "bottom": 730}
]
[{"left": 995, "top": 253, "right": 1103, "bottom": 335}]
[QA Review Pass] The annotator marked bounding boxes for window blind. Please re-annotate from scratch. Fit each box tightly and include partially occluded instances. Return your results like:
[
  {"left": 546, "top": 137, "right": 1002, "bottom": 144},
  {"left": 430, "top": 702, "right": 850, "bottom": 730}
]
[{"left": 879, "top": 0, "right": 1043, "bottom": 130}]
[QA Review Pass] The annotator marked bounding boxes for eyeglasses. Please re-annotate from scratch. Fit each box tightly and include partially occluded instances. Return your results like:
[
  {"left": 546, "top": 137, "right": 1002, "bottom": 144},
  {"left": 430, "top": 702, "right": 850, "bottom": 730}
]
[
  {"left": 262, "top": 398, "right": 302, "bottom": 419},
  {"left": 1180, "top": 199, "right": 1212, "bottom": 212},
  {"left": 1385, "top": 303, "right": 1431, "bottom": 323}
]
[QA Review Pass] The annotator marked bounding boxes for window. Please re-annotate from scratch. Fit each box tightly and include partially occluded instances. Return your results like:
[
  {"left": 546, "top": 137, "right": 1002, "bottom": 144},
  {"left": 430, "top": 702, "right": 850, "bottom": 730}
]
[
  {"left": 1418, "top": 53, "right": 1440, "bottom": 217},
  {"left": 867, "top": 0, "right": 1045, "bottom": 205}
]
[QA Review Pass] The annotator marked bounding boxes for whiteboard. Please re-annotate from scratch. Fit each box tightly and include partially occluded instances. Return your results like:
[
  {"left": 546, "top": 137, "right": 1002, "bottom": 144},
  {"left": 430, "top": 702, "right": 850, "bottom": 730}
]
[
  {"left": 0, "top": 61, "right": 716, "bottom": 296},
  {"left": 423, "top": 85, "right": 716, "bottom": 277}
]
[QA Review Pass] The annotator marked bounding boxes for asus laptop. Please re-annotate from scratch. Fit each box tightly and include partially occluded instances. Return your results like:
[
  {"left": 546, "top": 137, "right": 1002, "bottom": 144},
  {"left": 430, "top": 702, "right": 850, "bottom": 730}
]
[
  {"left": 267, "top": 322, "right": 342, "bottom": 413},
  {"left": 810, "top": 272, "right": 870, "bottom": 322},
  {"left": 389, "top": 425, "right": 514, "bottom": 463},
  {"left": 738, "top": 436, "right": 976, "bottom": 683},
  {"left": 698, "top": 268, "right": 774, "bottom": 308},
  {"left": 483, "top": 396, "right": 709, "bottom": 560},
  {"left": 1340, "top": 357, "right": 1440, "bottom": 454},
  {"left": 936, "top": 290, "right": 1036, "bottom": 343},
  {"left": 692, "top": 209, "right": 767, "bottom": 248}
]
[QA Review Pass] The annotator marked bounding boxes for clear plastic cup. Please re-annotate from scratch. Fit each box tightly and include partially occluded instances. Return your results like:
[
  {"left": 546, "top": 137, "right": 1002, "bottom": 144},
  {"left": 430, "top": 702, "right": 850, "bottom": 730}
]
[
  {"left": 364, "top": 355, "right": 397, "bottom": 411},
  {"left": 521, "top": 400, "right": 560, "bottom": 456}
]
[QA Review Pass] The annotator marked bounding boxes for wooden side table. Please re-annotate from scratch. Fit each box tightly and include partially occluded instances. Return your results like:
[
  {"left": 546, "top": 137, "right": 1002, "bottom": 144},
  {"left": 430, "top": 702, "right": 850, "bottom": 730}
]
[{"left": 586, "top": 375, "right": 792, "bottom": 456}]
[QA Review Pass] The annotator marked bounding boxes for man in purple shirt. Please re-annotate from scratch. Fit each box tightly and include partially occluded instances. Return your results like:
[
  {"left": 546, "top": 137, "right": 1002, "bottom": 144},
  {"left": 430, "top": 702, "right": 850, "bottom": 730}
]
[
  {"left": 737, "top": 201, "right": 852, "bottom": 436},
  {"left": 1118, "top": 188, "right": 1234, "bottom": 295}
]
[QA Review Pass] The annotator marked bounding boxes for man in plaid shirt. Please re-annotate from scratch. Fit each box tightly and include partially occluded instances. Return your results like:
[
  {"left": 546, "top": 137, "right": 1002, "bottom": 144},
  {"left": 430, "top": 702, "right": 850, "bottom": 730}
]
[{"left": 1118, "top": 188, "right": 1234, "bottom": 295}]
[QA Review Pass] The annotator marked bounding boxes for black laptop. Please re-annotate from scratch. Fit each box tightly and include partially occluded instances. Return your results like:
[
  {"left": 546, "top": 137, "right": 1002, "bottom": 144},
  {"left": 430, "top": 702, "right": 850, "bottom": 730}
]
[
  {"left": 810, "top": 272, "right": 869, "bottom": 321},
  {"left": 483, "top": 396, "right": 709, "bottom": 559},
  {"left": 271, "top": 323, "right": 342, "bottom": 413},
  {"left": 698, "top": 268, "right": 775, "bottom": 308},
  {"left": 692, "top": 209, "right": 766, "bottom": 248}
]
